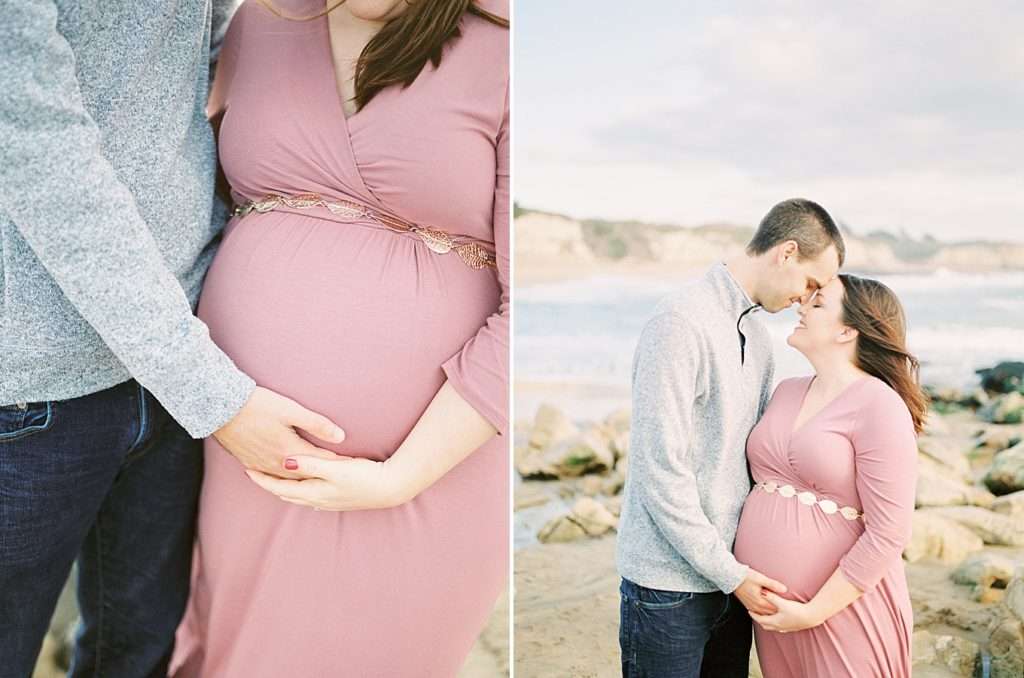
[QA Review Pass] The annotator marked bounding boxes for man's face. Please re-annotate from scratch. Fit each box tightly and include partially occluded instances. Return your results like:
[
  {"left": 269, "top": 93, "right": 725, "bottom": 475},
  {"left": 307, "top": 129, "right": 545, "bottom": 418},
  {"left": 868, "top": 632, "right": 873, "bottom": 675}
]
[{"left": 761, "top": 243, "right": 840, "bottom": 313}]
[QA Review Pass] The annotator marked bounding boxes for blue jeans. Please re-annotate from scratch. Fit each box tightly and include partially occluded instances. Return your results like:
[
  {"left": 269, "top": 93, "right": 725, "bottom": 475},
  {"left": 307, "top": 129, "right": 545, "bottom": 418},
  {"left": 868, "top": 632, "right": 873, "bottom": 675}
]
[
  {"left": 0, "top": 379, "right": 203, "bottom": 678},
  {"left": 619, "top": 577, "right": 752, "bottom": 678}
]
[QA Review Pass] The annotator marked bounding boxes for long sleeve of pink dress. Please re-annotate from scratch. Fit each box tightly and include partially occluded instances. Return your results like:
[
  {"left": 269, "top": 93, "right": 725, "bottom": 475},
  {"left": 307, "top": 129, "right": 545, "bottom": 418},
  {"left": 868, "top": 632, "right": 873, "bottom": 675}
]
[
  {"left": 169, "top": 1, "right": 509, "bottom": 675},
  {"left": 838, "top": 391, "right": 918, "bottom": 593},
  {"left": 440, "top": 78, "right": 509, "bottom": 436},
  {"left": 733, "top": 375, "right": 918, "bottom": 678}
]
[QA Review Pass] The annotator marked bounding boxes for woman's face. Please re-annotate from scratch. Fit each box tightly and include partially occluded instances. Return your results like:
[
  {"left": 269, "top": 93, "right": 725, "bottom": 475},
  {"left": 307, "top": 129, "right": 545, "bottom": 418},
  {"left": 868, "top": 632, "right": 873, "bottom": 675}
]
[
  {"left": 787, "top": 276, "right": 853, "bottom": 355},
  {"left": 342, "top": 0, "right": 409, "bottom": 21}
]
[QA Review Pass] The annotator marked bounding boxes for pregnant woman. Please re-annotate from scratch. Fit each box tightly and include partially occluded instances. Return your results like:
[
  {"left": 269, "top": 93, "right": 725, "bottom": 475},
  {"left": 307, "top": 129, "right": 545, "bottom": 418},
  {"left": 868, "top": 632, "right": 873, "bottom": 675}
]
[
  {"left": 171, "top": 0, "right": 509, "bottom": 675},
  {"left": 733, "top": 274, "right": 926, "bottom": 677}
]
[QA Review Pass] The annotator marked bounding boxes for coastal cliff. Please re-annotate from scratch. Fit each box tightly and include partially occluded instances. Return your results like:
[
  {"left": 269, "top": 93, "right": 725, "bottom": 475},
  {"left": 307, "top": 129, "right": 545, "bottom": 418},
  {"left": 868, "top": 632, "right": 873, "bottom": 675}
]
[{"left": 514, "top": 207, "right": 1024, "bottom": 284}]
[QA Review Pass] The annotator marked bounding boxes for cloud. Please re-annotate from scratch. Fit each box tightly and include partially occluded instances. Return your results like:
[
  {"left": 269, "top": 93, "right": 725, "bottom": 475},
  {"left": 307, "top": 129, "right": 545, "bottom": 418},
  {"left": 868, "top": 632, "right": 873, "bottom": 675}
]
[
  {"left": 590, "top": 4, "right": 1024, "bottom": 178},
  {"left": 516, "top": 1, "right": 1024, "bottom": 240}
]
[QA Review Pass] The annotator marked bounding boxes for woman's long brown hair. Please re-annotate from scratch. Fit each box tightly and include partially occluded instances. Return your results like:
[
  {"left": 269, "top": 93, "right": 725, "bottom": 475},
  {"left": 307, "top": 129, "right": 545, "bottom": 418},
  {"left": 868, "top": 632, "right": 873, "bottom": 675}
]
[
  {"left": 258, "top": 0, "right": 508, "bottom": 112},
  {"left": 839, "top": 274, "right": 929, "bottom": 434}
]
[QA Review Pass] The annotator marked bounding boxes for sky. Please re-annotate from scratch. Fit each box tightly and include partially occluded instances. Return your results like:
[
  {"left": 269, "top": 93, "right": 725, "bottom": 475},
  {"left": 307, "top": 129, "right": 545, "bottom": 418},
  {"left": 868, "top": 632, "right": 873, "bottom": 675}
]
[{"left": 514, "top": 1, "right": 1024, "bottom": 243}]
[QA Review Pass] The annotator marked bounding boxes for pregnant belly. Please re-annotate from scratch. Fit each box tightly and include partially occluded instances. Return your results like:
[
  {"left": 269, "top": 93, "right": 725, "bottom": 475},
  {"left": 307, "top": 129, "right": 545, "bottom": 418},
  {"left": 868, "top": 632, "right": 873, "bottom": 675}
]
[
  {"left": 196, "top": 212, "right": 500, "bottom": 459},
  {"left": 733, "top": 488, "right": 864, "bottom": 601}
]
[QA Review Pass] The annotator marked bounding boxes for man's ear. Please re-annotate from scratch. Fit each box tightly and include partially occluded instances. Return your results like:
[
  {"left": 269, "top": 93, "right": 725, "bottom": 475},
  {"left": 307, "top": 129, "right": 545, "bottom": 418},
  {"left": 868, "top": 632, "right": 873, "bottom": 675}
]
[{"left": 778, "top": 240, "right": 799, "bottom": 264}]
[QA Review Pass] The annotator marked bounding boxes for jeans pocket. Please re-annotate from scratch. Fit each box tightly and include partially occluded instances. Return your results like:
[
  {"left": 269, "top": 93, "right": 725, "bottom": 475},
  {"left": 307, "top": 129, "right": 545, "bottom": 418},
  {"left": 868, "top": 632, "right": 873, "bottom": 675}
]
[
  {"left": 635, "top": 585, "right": 696, "bottom": 610},
  {"left": 0, "top": 401, "right": 54, "bottom": 442}
]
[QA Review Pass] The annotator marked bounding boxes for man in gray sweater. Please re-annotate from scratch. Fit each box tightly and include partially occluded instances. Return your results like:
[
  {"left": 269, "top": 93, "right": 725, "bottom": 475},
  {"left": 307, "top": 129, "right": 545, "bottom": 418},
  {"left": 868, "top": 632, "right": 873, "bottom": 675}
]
[
  {"left": 0, "top": 3, "right": 347, "bottom": 675},
  {"left": 616, "top": 199, "right": 845, "bottom": 677}
]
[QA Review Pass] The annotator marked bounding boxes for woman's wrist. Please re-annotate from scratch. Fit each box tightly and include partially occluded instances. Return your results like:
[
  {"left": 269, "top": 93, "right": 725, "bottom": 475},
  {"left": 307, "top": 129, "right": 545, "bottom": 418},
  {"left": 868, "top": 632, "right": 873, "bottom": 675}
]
[
  {"left": 803, "top": 596, "right": 827, "bottom": 626},
  {"left": 382, "top": 452, "right": 424, "bottom": 506}
]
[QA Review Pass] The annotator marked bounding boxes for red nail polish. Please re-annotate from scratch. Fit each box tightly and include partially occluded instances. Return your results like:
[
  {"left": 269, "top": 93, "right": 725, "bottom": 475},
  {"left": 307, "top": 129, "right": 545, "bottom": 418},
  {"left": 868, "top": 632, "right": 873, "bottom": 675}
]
[{"left": 284, "top": 458, "right": 298, "bottom": 470}]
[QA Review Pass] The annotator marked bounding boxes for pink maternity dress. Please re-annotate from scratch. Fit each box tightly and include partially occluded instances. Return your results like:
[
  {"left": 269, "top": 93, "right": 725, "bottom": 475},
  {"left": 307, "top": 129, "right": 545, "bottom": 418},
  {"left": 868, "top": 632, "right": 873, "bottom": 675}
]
[
  {"left": 170, "top": 1, "right": 509, "bottom": 675},
  {"left": 733, "top": 375, "right": 918, "bottom": 677}
]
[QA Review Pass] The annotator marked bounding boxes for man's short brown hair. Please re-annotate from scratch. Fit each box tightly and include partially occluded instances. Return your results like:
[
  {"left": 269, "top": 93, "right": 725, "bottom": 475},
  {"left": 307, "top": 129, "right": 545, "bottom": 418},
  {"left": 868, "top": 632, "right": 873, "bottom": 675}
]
[{"left": 746, "top": 198, "right": 845, "bottom": 266}]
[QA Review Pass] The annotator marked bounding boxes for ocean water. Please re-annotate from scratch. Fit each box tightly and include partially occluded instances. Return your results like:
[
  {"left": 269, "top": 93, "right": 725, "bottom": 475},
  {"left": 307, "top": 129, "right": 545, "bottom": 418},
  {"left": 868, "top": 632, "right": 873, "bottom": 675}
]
[{"left": 514, "top": 269, "right": 1024, "bottom": 423}]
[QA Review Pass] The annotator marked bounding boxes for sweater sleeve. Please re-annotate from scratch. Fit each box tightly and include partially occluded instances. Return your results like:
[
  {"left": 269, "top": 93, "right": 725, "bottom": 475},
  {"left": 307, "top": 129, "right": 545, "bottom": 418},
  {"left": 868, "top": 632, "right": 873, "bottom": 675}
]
[
  {"left": 0, "top": 1, "right": 255, "bottom": 438},
  {"left": 629, "top": 312, "right": 751, "bottom": 594},
  {"left": 440, "top": 75, "right": 509, "bottom": 437},
  {"left": 838, "top": 386, "right": 919, "bottom": 592}
]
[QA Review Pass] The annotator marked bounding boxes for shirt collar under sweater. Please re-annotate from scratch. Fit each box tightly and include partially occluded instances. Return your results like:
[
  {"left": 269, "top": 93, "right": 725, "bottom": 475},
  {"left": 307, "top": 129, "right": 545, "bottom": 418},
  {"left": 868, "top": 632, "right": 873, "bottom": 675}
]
[
  {"left": 707, "top": 261, "right": 760, "bottom": 320},
  {"left": 707, "top": 261, "right": 762, "bottom": 364}
]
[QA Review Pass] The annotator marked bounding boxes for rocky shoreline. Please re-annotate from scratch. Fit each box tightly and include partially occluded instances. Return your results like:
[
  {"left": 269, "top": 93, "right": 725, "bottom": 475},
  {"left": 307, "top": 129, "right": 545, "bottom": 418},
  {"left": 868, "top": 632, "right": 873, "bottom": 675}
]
[{"left": 514, "top": 363, "right": 1024, "bottom": 677}]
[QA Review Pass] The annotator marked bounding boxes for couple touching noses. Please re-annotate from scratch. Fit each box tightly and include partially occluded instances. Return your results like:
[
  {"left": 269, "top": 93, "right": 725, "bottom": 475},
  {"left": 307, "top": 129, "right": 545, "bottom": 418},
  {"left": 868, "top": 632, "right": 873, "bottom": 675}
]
[{"left": 618, "top": 198, "right": 923, "bottom": 677}]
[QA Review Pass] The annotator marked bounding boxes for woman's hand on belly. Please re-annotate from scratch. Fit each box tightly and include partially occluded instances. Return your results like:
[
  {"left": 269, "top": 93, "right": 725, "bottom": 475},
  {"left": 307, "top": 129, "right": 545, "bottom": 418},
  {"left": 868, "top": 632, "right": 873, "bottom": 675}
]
[
  {"left": 749, "top": 591, "right": 825, "bottom": 634},
  {"left": 242, "top": 381, "right": 499, "bottom": 511},
  {"left": 245, "top": 455, "right": 411, "bottom": 511}
]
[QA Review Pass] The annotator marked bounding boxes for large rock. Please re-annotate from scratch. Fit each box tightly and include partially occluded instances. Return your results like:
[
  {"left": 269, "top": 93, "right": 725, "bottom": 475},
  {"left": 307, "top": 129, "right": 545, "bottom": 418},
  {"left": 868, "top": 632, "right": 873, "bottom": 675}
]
[
  {"left": 976, "top": 584, "right": 1008, "bottom": 604},
  {"left": 923, "top": 413, "right": 952, "bottom": 437},
  {"left": 985, "top": 442, "right": 1024, "bottom": 495},
  {"left": 924, "top": 506, "right": 1024, "bottom": 546},
  {"left": 603, "top": 495, "right": 623, "bottom": 517},
  {"left": 979, "top": 392, "right": 1024, "bottom": 424},
  {"left": 969, "top": 425, "right": 1024, "bottom": 471},
  {"left": 570, "top": 496, "right": 619, "bottom": 536},
  {"left": 905, "top": 511, "right": 985, "bottom": 565},
  {"left": 992, "top": 489, "right": 1024, "bottom": 518},
  {"left": 989, "top": 617, "right": 1024, "bottom": 678},
  {"left": 911, "top": 630, "right": 980, "bottom": 676},
  {"left": 601, "top": 470, "right": 625, "bottom": 496},
  {"left": 961, "top": 387, "right": 992, "bottom": 409},
  {"left": 976, "top": 361, "right": 1024, "bottom": 394},
  {"left": 918, "top": 436, "right": 972, "bottom": 481},
  {"left": 536, "top": 496, "right": 619, "bottom": 543},
  {"left": 952, "top": 553, "right": 1018, "bottom": 589},
  {"left": 579, "top": 474, "right": 604, "bottom": 497},
  {"left": 514, "top": 483, "right": 551, "bottom": 511},
  {"left": 603, "top": 407, "right": 632, "bottom": 435},
  {"left": 916, "top": 461, "right": 995, "bottom": 508},
  {"left": 611, "top": 430, "right": 630, "bottom": 460},
  {"left": 515, "top": 444, "right": 559, "bottom": 480},
  {"left": 528, "top": 403, "right": 580, "bottom": 450},
  {"left": 1007, "top": 565, "right": 1024, "bottom": 624},
  {"left": 974, "top": 427, "right": 1022, "bottom": 455},
  {"left": 926, "top": 385, "right": 964, "bottom": 405},
  {"left": 517, "top": 404, "right": 584, "bottom": 479},
  {"left": 537, "top": 515, "right": 587, "bottom": 543},
  {"left": 546, "top": 425, "right": 616, "bottom": 477}
]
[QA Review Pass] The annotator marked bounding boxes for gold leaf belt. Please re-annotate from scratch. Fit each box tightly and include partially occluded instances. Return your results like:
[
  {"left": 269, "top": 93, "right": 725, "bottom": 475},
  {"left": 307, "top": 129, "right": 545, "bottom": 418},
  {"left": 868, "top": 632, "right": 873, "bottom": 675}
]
[
  {"left": 232, "top": 193, "right": 497, "bottom": 271},
  {"left": 754, "top": 480, "right": 864, "bottom": 521}
]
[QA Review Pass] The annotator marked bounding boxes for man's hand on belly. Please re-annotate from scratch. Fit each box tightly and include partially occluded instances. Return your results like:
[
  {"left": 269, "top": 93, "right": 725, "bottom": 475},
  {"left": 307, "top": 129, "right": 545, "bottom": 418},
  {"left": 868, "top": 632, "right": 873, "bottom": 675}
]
[
  {"left": 734, "top": 567, "right": 788, "bottom": 615},
  {"left": 213, "top": 386, "right": 348, "bottom": 479}
]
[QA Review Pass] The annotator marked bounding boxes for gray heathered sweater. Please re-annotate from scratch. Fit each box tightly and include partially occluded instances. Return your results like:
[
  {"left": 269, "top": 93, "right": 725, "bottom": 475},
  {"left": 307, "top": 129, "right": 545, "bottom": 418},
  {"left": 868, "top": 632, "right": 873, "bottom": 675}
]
[
  {"left": 0, "top": 1, "right": 254, "bottom": 438},
  {"left": 616, "top": 261, "right": 775, "bottom": 594}
]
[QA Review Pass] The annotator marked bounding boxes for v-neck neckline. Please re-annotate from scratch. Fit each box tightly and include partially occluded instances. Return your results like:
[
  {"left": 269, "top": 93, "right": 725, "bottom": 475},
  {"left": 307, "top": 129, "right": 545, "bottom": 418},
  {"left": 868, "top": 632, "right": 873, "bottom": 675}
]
[
  {"left": 788, "top": 374, "right": 871, "bottom": 441},
  {"left": 322, "top": 9, "right": 367, "bottom": 126},
  {"left": 310, "top": 7, "right": 386, "bottom": 209}
]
